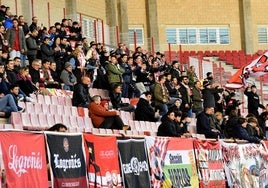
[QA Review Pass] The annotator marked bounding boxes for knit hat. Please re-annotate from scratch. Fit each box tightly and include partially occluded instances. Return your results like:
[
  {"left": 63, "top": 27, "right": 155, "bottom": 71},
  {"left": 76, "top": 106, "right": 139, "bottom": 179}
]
[
  {"left": 65, "top": 62, "right": 72, "bottom": 68},
  {"left": 100, "top": 100, "right": 108, "bottom": 107}
]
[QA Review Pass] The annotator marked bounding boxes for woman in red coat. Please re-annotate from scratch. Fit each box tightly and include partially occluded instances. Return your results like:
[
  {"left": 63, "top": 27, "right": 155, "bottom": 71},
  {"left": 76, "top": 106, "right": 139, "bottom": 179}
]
[{"left": 88, "top": 95, "right": 125, "bottom": 130}]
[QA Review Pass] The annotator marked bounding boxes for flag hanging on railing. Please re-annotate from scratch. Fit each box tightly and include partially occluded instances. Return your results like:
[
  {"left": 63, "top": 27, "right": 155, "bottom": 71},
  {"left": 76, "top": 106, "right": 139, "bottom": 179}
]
[
  {"left": 0, "top": 131, "right": 48, "bottom": 188},
  {"left": 83, "top": 134, "right": 122, "bottom": 188},
  {"left": 193, "top": 139, "right": 225, "bottom": 188},
  {"left": 45, "top": 132, "right": 87, "bottom": 188},
  {"left": 145, "top": 136, "right": 199, "bottom": 188},
  {"left": 221, "top": 141, "right": 268, "bottom": 188},
  {"left": 118, "top": 139, "right": 151, "bottom": 188}
]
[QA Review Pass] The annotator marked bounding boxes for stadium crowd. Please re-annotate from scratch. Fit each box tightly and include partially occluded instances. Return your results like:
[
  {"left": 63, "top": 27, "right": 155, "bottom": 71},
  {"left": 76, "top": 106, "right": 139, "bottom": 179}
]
[{"left": 0, "top": 4, "right": 267, "bottom": 144}]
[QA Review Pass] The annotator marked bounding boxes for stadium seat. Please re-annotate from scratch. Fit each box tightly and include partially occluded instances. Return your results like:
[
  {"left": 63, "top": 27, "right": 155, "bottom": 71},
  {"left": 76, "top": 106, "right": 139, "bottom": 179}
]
[
  {"left": 38, "top": 113, "right": 49, "bottom": 129},
  {"left": 77, "top": 107, "right": 85, "bottom": 117},
  {"left": 65, "top": 97, "right": 72, "bottom": 106},
  {"left": 54, "top": 114, "right": 62, "bottom": 124},
  {"left": 71, "top": 107, "right": 78, "bottom": 117},
  {"left": 34, "top": 103, "right": 43, "bottom": 114},
  {"left": 69, "top": 116, "right": 78, "bottom": 128},
  {"left": 44, "top": 95, "right": 51, "bottom": 105},
  {"left": 63, "top": 106, "right": 72, "bottom": 116},
  {"left": 46, "top": 114, "right": 56, "bottom": 127},
  {"left": 62, "top": 115, "right": 71, "bottom": 127},
  {"left": 48, "top": 104, "right": 57, "bottom": 115},
  {"left": 25, "top": 102, "right": 34, "bottom": 113},
  {"left": 30, "top": 113, "right": 42, "bottom": 130},
  {"left": 51, "top": 95, "right": 59, "bottom": 105},
  {"left": 21, "top": 113, "right": 32, "bottom": 130},
  {"left": 11, "top": 112, "right": 23, "bottom": 129},
  {"left": 37, "top": 94, "right": 45, "bottom": 104},
  {"left": 57, "top": 96, "right": 65, "bottom": 106},
  {"left": 4, "top": 124, "right": 14, "bottom": 129},
  {"left": 56, "top": 105, "right": 64, "bottom": 115}
]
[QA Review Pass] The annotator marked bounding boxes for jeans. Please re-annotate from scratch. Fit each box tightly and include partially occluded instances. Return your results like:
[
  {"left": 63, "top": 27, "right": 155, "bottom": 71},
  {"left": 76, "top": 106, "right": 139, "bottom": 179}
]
[{"left": 0, "top": 94, "right": 18, "bottom": 112}]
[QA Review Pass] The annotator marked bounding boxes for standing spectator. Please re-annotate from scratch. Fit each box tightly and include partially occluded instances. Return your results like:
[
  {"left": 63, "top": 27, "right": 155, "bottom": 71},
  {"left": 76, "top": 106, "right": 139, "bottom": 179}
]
[
  {"left": 187, "top": 65, "right": 198, "bottom": 87},
  {"left": 0, "top": 5, "right": 6, "bottom": 23},
  {"left": 40, "top": 37, "right": 54, "bottom": 62},
  {"left": 179, "top": 76, "right": 192, "bottom": 117},
  {"left": 202, "top": 80, "right": 219, "bottom": 109},
  {"left": 18, "top": 15, "right": 30, "bottom": 36},
  {"left": 170, "top": 60, "right": 181, "bottom": 79},
  {"left": 72, "top": 76, "right": 91, "bottom": 107},
  {"left": 205, "top": 72, "right": 215, "bottom": 85},
  {"left": 3, "top": 8, "right": 13, "bottom": 29},
  {"left": 26, "top": 28, "right": 39, "bottom": 66},
  {"left": 106, "top": 54, "right": 125, "bottom": 89},
  {"left": 244, "top": 84, "right": 265, "bottom": 117},
  {"left": 5, "top": 18, "right": 27, "bottom": 65},
  {"left": 0, "top": 24, "right": 9, "bottom": 53},
  {"left": 29, "top": 16, "right": 38, "bottom": 32},
  {"left": 60, "top": 62, "right": 77, "bottom": 91},
  {"left": 192, "top": 80, "right": 203, "bottom": 116}
]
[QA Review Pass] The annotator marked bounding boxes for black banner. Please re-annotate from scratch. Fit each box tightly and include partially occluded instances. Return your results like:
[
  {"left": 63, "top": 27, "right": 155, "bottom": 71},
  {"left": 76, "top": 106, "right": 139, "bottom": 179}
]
[
  {"left": 117, "top": 139, "right": 151, "bottom": 188},
  {"left": 45, "top": 133, "right": 87, "bottom": 188}
]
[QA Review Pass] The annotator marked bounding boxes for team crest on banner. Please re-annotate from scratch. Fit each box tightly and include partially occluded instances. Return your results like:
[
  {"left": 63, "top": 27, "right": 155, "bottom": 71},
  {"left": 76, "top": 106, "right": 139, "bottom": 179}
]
[
  {"left": 193, "top": 140, "right": 225, "bottom": 188},
  {"left": 145, "top": 136, "right": 199, "bottom": 188},
  {"left": 117, "top": 139, "right": 151, "bottom": 188},
  {"left": 45, "top": 132, "right": 87, "bottom": 188},
  {"left": 83, "top": 134, "right": 122, "bottom": 188},
  {"left": 221, "top": 141, "right": 268, "bottom": 188},
  {"left": 0, "top": 131, "right": 48, "bottom": 188}
]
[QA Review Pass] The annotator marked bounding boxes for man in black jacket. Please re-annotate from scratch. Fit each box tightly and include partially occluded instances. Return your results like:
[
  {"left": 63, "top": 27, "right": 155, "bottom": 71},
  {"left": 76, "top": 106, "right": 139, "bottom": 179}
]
[
  {"left": 72, "top": 76, "right": 91, "bottom": 107},
  {"left": 135, "top": 91, "right": 160, "bottom": 122},
  {"left": 26, "top": 28, "right": 39, "bottom": 66},
  {"left": 244, "top": 85, "right": 265, "bottom": 117}
]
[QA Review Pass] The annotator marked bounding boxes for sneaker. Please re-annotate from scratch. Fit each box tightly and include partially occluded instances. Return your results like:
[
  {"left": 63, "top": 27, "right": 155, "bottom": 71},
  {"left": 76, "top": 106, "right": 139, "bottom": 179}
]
[
  {"left": 26, "top": 96, "right": 35, "bottom": 103},
  {"left": 18, "top": 107, "right": 25, "bottom": 113},
  {"left": 122, "top": 125, "right": 131, "bottom": 131}
]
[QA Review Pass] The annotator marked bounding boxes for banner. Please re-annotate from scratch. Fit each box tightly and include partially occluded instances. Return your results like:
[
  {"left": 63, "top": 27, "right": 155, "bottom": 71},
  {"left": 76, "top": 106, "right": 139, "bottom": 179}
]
[
  {"left": 221, "top": 141, "right": 268, "bottom": 188},
  {"left": 193, "top": 140, "right": 225, "bottom": 188},
  {"left": 145, "top": 136, "right": 199, "bottom": 188},
  {"left": 118, "top": 139, "right": 151, "bottom": 188},
  {"left": 45, "top": 132, "right": 87, "bottom": 188},
  {"left": 84, "top": 134, "right": 122, "bottom": 188},
  {"left": 0, "top": 131, "right": 48, "bottom": 188}
]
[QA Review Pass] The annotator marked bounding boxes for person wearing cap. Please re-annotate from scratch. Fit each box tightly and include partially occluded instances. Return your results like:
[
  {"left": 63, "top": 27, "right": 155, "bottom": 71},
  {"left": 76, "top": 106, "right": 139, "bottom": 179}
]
[
  {"left": 170, "top": 60, "right": 181, "bottom": 80},
  {"left": 244, "top": 84, "right": 265, "bottom": 117},
  {"left": 205, "top": 72, "right": 215, "bottom": 85},
  {"left": 60, "top": 62, "right": 77, "bottom": 91},
  {"left": 85, "top": 41, "right": 97, "bottom": 60}
]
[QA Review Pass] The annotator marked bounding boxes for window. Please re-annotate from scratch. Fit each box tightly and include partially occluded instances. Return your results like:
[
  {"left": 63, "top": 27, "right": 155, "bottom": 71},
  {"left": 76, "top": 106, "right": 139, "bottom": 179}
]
[
  {"left": 165, "top": 26, "right": 229, "bottom": 45},
  {"left": 258, "top": 27, "right": 268, "bottom": 44},
  {"left": 82, "top": 17, "right": 95, "bottom": 39},
  {"left": 166, "top": 28, "right": 176, "bottom": 44},
  {"left": 129, "top": 28, "right": 144, "bottom": 45}
]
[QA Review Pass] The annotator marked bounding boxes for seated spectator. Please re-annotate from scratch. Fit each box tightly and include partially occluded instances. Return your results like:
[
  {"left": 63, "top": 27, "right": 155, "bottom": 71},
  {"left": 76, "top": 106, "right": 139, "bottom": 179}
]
[
  {"left": 109, "top": 84, "right": 135, "bottom": 112},
  {"left": 168, "top": 99, "right": 182, "bottom": 114},
  {"left": 0, "top": 93, "right": 23, "bottom": 115},
  {"left": 135, "top": 91, "right": 160, "bottom": 122},
  {"left": 49, "top": 61, "right": 61, "bottom": 84},
  {"left": 5, "top": 58, "right": 18, "bottom": 84},
  {"left": 174, "top": 111, "right": 191, "bottom": 138},
  {"left": 40, "top": 59, "right": 60, "bottom": 88},
  {"left": 224, "top": 109, "right": 240, "bottom": 138},
  {"left": 29, "top": 59, "right": 43, "bottom": 87},
  {"left": 196, "top": 107, "right": 223, "bottom": 139},
  {"left": 60, "top": 62, "right": 77, "bottom": 91},
  {"left": 247, "top": 116, "right": 265, "bottom": 139},
  {"left": 72, "top": 76, "right": 91, "bottom": 107},
  {"left": 234, "top": 117, "right": 264, "bottom": 144},
  {"left": 88, "top": 95, "right": 128, "bottom": 130},
  {"left": 47, "top": 123, "right": 67, "bottom": 132},
  {"left": 157, "top": 110, "right": 178, "bottom": 137},
  {"left": 17, "top": 66, "right": 38, "bottom": 96},
  {"left": 8, "top": 84, "right": 26, "bottom": 109}
]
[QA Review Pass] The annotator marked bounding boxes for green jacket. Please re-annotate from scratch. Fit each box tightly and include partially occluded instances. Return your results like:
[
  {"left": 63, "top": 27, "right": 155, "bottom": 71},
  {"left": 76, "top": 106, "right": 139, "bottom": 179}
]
[
  {"left": 154, "top": 82, "right": 169, "bottom": 107},
  {"left": 106, "top": 63, "right": 125, "bottom": 84}
]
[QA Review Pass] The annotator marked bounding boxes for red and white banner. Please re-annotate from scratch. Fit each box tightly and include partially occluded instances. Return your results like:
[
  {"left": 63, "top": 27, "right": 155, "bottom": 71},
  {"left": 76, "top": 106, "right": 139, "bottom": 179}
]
[
  {"left": 221, "top": 141, "right": 268, "bottom": 188},
  {"left": 0, "top": 131, "right": 48, "bottom": 188},
  {"left": 145, "top": 136, "right": 199, "bottom": 188},
  {"left": 83, "top": 134, "right": 122, "bottom": 188},
  {"left": 193, "top": 140, "right": 225, "bottom": 188}
]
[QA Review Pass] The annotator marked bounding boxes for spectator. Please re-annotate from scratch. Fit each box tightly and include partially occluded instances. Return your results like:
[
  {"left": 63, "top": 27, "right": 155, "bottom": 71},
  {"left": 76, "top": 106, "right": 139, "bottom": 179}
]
[
  {"left": 17, "top": 66, "right": 38, "bottom": 96},
  {"left": 29, "top": 59, "right": 42, "bottom": 87},
  {"left": 205, "top": 72, "right": 215, "bottom": 85},
  {"left": 3, "top": 8, "right": 13, "bottom": 29},
  {"left": 5, "top": 58, "right": 18, "bottom": 84},
  {"left": 224, "top": 109, "right": 240, "bottom": 138},
  {"left": 40, "top": 37, "right": 54, "bottom": 62},
  {"left": 157, "top": 110, "right": 178, "bottom": 137},
  {"left": 0, "top": 5, "right": 6, "bottom": 23},
  {"left": 174, "top": 111, "right": 192, "bottom": 138},
  {"left": 60, "top": 62, "right": 77, "bottom": 91},
  {"left": 192, "top": 80, "right": 203, "bottom": 116},
  {"left": 0, "top": 24, "right": 9, "bottom": 53},
  {"left": 179, "top": 76, "right": 192, "bottom": 117},
  {"left": 26, "top": 28, "right": 39, "bottom": 66},
  {"left": 170, "top": 60, "right": 181, "bottom": 79},
  {"left": 202, "top": 80, "right": 219, "bottom": 109},
  {"left": 72, "top": 76, "right": 91, "bottom": 107},
  {"left": 187, "top": 65, "right": 198, "bottom": 87},
  {"left": 135, "top": 91, "right": 160, "bottom": 122},
  {"left": 244, "top": 84, "right": 265, "bottom": 117},
  {"left": 29, "top": 16, "right": 38, "bottom": 32},
  {"left": 109, "top": 84, "right": 135, "bottom": 112},
  {"left": 106, "top": 54, "right": 125, "bottom": 89},
  {"left": 88, "top": 95, "right": 127, "bottom": 130},
  {"left": 196, "top": 107, "right": 222, "bottom": 139},
  {"left": 5, "top": 18, "right": 27, "bottom": 65},
  {"left": 49, "top": 61, "right": 61, "bottom": 84},
  {"left": 18, "top": 15, "right": 30, "bottom": 36},
  {"left": 13, "top": 57, "right": 21, "bottom": 73},
  {"left": 234, "top": 117, "right": 263, "bottom": 144},
  {"left": 40, "top": 59, "right": 60, "bottom": 88},
  {"left": 47, "top": 123, "right": 67, "bottom": 132}
]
